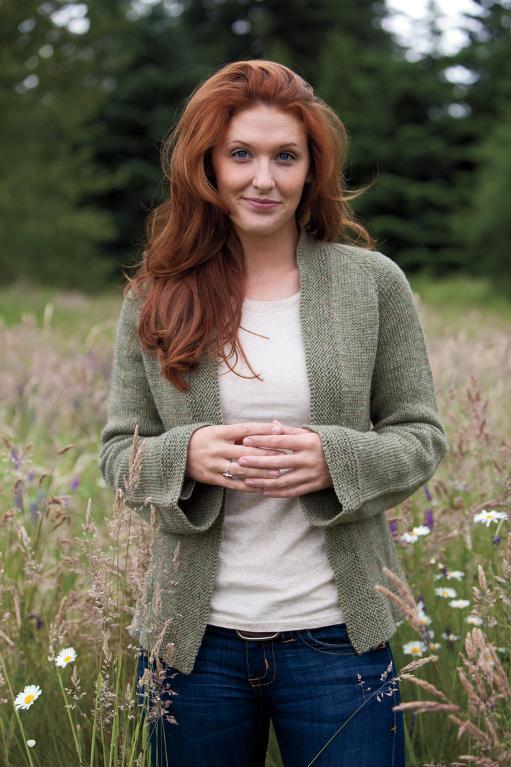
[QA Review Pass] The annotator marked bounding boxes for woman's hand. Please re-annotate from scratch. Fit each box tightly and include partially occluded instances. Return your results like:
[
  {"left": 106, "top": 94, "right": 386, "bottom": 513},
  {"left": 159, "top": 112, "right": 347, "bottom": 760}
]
[
  {"left": 185, "top": 422, "right": 289, "bottom": 493},
  {"left": 237, "top": 419, "right": 333, "bottom": 497}
]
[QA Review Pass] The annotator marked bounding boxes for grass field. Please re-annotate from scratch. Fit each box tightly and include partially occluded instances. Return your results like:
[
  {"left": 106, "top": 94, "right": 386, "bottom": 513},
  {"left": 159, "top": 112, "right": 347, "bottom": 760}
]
[{"left": 1, "top": 275, "right": 509, "bottom": 766}]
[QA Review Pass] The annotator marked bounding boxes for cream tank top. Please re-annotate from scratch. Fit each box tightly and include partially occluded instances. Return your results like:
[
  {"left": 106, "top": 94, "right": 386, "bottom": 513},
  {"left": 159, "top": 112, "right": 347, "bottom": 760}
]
[{"left": 207, "top": 289, "right": 346, "bottom": 631}]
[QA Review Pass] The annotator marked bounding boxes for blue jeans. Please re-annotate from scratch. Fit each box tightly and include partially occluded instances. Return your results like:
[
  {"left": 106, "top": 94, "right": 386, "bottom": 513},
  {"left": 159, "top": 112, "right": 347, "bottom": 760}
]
[{"left": 136, "top": 622, "right": 405, "bottom": 766}]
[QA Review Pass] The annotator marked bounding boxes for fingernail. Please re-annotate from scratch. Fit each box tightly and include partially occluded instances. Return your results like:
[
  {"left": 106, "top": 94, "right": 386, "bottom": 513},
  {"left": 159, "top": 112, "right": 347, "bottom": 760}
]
[
  {"left": 271, "top": 425, "right": 280, "bottom": 433},
  {"left": 243, "top": 438, "right": 253, "bottom": 445}
]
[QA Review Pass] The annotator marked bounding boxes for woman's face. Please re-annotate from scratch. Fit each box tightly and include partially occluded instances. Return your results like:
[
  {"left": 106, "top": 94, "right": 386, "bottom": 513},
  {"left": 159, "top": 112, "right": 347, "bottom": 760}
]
[{"left": 211, "top": 103, "right": 312, "bottom": 240}]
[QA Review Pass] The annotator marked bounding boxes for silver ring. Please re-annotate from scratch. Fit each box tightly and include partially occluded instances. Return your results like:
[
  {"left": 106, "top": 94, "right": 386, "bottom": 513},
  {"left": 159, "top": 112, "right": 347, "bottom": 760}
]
[{"left": 221, "top": 459, "right": 242, "bottom": 481}]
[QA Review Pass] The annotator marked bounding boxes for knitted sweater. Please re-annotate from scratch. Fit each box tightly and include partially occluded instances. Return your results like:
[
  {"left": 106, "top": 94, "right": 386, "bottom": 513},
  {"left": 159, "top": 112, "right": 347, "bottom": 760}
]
[{"left": 99, "top": 223, "right": 449, "bottom": 675}]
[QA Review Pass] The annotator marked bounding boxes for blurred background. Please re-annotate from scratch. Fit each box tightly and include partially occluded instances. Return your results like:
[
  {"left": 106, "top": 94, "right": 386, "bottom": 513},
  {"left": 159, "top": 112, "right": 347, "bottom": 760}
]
[{"left": 1, "top": 0, "right": 511, "bottom": 298}]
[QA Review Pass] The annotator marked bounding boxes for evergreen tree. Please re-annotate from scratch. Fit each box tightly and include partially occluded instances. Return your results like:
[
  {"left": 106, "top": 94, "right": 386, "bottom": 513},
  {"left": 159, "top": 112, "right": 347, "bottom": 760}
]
[{"left": 0, "top": 0, "right": 123, "bottom": 290}]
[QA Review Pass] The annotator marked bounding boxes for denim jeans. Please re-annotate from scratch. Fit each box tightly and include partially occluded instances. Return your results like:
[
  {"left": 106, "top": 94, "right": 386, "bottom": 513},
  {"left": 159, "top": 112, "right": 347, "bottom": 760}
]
[{"left": 136, "top": 622, "right": 405, "bottom": 767}]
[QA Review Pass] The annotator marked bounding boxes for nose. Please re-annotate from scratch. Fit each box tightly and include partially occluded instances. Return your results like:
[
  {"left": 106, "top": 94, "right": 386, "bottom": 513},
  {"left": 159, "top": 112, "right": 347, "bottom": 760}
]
[{"left": 252, "top": 159, "right": 275, "bottom": 191}]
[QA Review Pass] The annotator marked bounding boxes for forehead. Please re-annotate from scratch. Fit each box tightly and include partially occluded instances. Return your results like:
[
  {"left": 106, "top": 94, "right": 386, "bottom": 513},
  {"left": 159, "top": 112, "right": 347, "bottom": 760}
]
[{"left": 222, "top": 104, "right": 307, "bottom": 144}]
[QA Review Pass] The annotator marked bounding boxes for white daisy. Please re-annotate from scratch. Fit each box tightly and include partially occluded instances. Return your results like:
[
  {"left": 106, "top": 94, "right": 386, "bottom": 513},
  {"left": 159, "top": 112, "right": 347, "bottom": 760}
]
[
  {"left": 417, "top": 610, "right": 432, "bottom": 626},
  {"left": 26, "top": 740, "right": 36, "bottom": 748},
  {"left": 55, "top": 647, "right": 77, "bottom": 668},
  {"left": 401, "top": 532, "right": 418, "bottom": 543},
  {"left": 466, "top": 614, "right": 483, "bottom": 625},
  {"left": 403, "top": 640, "right": 427, "bottom": 657},
  {"left": 429, "top": 642, "right": 442, "bottom": 650},
  {"left": 15, "top": 685, "right": 42, "bottom": 710},
  {"left": 449, "top": 599, "right": 470, "bottom": 609},
  {"left": 412, "top": 525, "right": 431, "bottom": 537},
  {"left": 473, "top": 509, "right": 508, "bottom": 527},
  {"left": 441, "top": 631, "right": 460, "bottom": 641},
  {"left": 435, "top": 587, "right": 457, "bottom": 598},
  {"left": 447, "top": 570, "right": 465, "bottom": 581}
]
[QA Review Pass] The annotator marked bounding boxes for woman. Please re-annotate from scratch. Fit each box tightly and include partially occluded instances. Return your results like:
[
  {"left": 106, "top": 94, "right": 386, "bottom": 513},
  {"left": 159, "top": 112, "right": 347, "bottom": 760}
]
[{"left": 99, "top": 59, "right": 448, "bottom": 766}]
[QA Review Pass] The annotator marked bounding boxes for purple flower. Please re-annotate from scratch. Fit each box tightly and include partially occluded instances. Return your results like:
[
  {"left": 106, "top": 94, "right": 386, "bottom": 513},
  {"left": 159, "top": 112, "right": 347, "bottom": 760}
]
[
  {"left": 29, "top": 501, "right": 38, "bottom": 522},
  {"left": 70, "top": 476, "right": 80, "bottom": 492},
  {"left": 27, "top": 470, "right": 36, "bottom": 482},
  {"left": 389, "top": 520, "right": 398, "bottom": 535},
  {"left": 424, "top": 508, "right": 434, "bottom": 529},
  {"left": 14, "top": 487, "right": 24, "bottom": 512},
  {"left": 492, "top": 535, "right": 502, "bottom": 545},
  {"left": 10, "top": 448, "right": 22, "bottom": 470},
  {"left": 423, "top": 485, "right": 433, "bottom": 503}
]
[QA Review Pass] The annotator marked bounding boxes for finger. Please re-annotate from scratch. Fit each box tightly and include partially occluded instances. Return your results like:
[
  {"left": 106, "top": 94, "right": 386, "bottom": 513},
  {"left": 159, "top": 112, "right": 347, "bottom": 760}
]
[
  {"left": 230, "top": 463, "right": 282, "bottom": 480},
  {"left": 270, "top": 420, "right": 303, "bottom": 434},
  {"left": 241, "top": 434, "right": 301, "bottom": 450},
  {"left": 244, "top": 469, "right": 306, "bottom": 490},
  {"left": 218, "top": 477, "right": 264, "bottom": 494},
  {"left": 236, "top": 454, "right": 298, "bottom": 470},
  {"left": 222, "top": 422, "right": 280, "bottom": 441}
]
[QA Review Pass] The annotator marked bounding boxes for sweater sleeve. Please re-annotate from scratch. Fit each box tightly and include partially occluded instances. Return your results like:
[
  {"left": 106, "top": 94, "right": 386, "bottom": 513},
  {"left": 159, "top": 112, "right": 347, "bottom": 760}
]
[
  {"left": 301, "top": 257, "right": 449, "bottom": 528},
  {"left": 98, "top": 294, "right": 222, "bottom": 535}
]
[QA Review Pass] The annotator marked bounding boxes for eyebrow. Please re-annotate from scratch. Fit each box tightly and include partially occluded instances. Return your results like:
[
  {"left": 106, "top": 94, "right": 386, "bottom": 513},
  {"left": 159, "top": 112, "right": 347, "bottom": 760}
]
[{"left": 226, "top": 139, "right": 304, "bottom": 150}]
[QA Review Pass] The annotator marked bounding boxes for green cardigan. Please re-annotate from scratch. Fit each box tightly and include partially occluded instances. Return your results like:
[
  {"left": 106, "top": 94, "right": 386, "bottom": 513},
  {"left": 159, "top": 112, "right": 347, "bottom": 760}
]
[{"left": 99, "top": 223, "right": 449, "bottom": 674}]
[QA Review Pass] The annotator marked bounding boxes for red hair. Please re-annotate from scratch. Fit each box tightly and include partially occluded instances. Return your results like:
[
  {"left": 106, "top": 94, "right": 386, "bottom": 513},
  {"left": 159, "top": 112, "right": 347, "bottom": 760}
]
[{"left": 124, "top": 59, "right": 376, "bottom": 392}]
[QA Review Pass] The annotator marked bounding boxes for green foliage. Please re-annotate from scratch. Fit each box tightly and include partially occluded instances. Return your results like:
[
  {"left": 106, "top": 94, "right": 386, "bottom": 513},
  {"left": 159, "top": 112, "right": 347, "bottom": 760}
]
[{"left": 0, "top": 1, "right": 510, "bottom": 290}]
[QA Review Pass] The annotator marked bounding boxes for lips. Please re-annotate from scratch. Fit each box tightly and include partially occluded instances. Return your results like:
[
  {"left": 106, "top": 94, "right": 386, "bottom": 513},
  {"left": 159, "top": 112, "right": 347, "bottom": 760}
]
[{"left": 243, "top": 198, "right": 281, "bottom": 209}]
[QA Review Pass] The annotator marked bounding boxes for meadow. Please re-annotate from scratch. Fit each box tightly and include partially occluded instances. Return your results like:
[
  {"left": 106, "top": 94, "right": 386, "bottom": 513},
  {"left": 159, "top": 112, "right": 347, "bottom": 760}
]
[{"left": 0, "top": 275, "right": 509, "bottom": 766}]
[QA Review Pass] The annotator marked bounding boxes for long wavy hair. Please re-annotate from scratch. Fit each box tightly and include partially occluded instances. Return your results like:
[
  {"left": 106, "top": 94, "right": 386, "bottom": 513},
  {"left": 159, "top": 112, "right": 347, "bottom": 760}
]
[{"left": 124, "top": 59, "right": 376, "bottom": 392}]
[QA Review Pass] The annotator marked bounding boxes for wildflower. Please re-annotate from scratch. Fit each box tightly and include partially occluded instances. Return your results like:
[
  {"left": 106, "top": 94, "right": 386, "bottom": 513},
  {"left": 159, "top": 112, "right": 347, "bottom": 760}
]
[
  {"left": 434, "top": 570, "right": 465, "bottom": 581},
  {"left": 429, "top": 642, "right": 442, "bottom": 651},
  {"left": 449, "top": 599, "right": 470, "bottom": 609},
  {"left": 55, "top": 647, "right": 77, "bottom": 668},
  {"left": 447, "top": 570, "right": 464, "bottom": 581},
  {"left": 412, "top": 525, "right": 431, "bottom": 537},
  {"left": 417, "top": 609, "right": 432, "bottom": 626},
  {"left": 441, "top": 631, "right": 460, "bottom": 642},
  {"left": 26, "top": 740, "right": 36, "bottom": 748},
  {"left": 423, "top": 508, "right": 434, "bottom": 529},
  {"left": 402, "top": 526, "right": 428, "bottom": 543},
  {"left": 15, "top": 685, "right": 42, "bottom": 710},
  {"left": 466, "top": 614, "right": 483, "bottom": 626},
  {"left": 435, "top": 587, "right": 457, "bottom": 598},
  {"left": 70, "top": 477, "right": 80, "bottom": 492},
  {"left": 492, "top": 535, "right": 502, "bottom": 545},
  {"left": 403, "top": 640, "right": 427, "bottom": 657},
  {"left": 473, "top": 509, "right": 508, "bottom": 527}
]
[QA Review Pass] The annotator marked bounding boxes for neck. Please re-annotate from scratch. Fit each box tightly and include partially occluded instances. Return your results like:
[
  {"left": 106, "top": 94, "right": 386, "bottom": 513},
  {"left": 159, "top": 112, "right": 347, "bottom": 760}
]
[{"left": 236, "top": 219, "right": 300, "bottom": 281}]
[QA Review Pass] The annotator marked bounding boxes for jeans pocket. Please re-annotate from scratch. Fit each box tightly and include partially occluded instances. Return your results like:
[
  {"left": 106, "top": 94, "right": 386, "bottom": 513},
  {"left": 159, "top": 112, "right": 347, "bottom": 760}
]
[{"left": 299, "top": 623, "right": 356, "bottom": 654}]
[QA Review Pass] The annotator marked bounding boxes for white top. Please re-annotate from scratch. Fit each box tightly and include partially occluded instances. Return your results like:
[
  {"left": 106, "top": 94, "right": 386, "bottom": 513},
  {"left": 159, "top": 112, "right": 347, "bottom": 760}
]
[{"left": 206, "top": 290, "right": 346, "bottom": 631}]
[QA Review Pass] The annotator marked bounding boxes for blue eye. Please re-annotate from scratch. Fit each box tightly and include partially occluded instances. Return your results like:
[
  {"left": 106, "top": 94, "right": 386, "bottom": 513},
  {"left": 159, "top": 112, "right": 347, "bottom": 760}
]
[{"left": 230, "top": 149, "right": 296, "bottom": 161}]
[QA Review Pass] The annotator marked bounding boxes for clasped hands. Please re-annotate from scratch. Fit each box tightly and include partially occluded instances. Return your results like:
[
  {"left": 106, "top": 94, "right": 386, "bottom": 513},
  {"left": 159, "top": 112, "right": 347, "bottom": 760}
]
[{"left": 187, "top": 419, "right": 333, "bottom": 498}]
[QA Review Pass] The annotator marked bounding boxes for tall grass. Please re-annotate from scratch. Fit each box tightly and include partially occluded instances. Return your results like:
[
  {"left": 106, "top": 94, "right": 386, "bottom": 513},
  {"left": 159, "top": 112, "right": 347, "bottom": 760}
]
[{"left": 0, "top": 285, "right": 509, "bottom": 766}]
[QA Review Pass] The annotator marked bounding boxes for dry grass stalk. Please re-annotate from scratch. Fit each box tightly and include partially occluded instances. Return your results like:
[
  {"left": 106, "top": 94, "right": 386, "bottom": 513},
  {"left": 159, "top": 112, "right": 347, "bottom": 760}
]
[
  {"left": 398, "top": 672, "right": 449, "bottom": 701},
  {"left": 393, "top": 700, "right": 460, "bottom": 714},
  {"left": 375, "top": 566, "right": 423, "bottom": 633}
]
